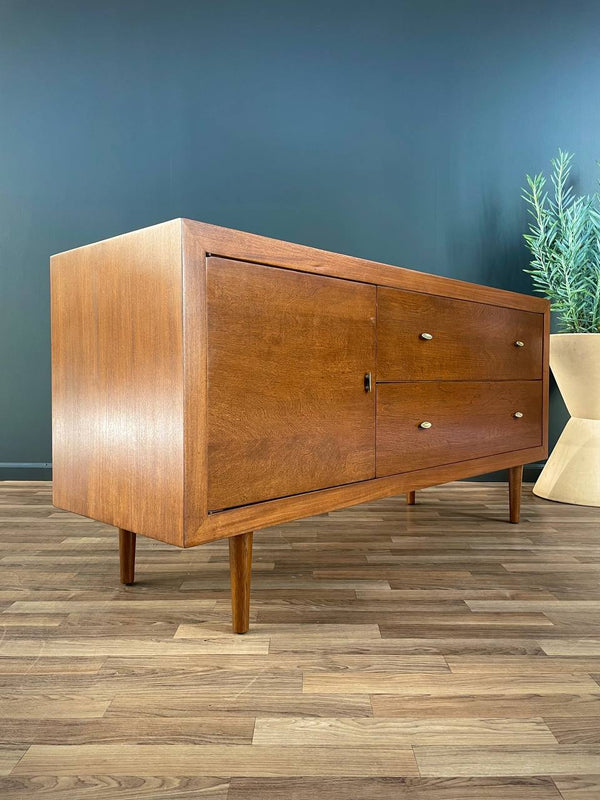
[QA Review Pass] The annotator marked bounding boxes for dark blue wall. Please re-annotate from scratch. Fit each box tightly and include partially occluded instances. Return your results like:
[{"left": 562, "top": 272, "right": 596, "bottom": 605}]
[{"left": 2, "top": 0, "right": 599, "bottom": 478}]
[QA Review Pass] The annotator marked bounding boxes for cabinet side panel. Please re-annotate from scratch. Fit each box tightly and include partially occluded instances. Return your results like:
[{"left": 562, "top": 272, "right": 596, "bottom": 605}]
[{"left": 51, "top": 221, "right": 184, "bottom": 545}]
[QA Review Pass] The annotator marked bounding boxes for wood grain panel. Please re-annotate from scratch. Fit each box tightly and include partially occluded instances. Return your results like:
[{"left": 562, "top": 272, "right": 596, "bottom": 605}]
[
  {"left": 0, "top": 638, "right": 269, "bottom": 656},
  {"left": 377, "top": 287, "right": 544, "bottom": 381},
  {"left": 252, "top": 717, "right": 557, "bottom": 746},
  {"left": 370, "top": 694, "right": 600, "bottom": 720},
  {"left": 303, "top": 673, "right": 599, "bottom": 696},
  {"left": 554, "top": 776, "right": 600, "bottom": 798},
  {"left": 544, "top": 716, "right": 600, "bottom": 744},
  {"left": 181, "top": 225, "right": 208, "bottom": 539},
  {"left": 227, "top": 777, "right": 563, "bottom": 800},
  {"left": 447, "top": 655, "right": 600, "bottom": 674},
  {"left": 190, "top": 445, "right": 546, "bottom": 545},
  {"left": 12, "top": 745, "right": 419, "bottom": 777},
  {"left": 0, "top": 749, "right": 27, "bottom": 777},
  {"left": 0, "top": 717, "right": 254, "bottom": 745},
  {"left": 0, "top": 776, "right": 228, "bottom": 797},
  {"left": 184, "top": 218, "right": 548, "bottom": 313},
  {"left": 206, "top": 257, "right": 376, "bottom": 510},
  {"left": 108, "top": 692, "right": 373, "bottom": 718},
  {"left": 376, "top": 381, "right": 543, "bottom": 477},
  {"left": 413, "top": 745, "right": 600, "bottom": 777},
  {"left": 540, "top": 641, "right": 600, "bottom": 656},
  {"left": 51, "top": 220, "right": 184, "bottom": 545},
  {"left": 0, "top": 696, "right": 110, "bottom": 719}
]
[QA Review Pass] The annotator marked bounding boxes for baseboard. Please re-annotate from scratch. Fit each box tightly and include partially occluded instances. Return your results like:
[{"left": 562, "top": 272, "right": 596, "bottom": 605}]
[
  {"left": 465, "top": 462, "right": 545, "bottom": 483},
  {"left": 0, "top": 463, "right": 53, "bottom": 481}
]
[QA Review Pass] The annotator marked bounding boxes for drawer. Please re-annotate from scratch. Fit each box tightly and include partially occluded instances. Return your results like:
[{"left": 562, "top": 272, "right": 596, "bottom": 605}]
[
  {"left": 376, "top": 380, "right": 543, "bottom": 477},
  {"left": 377, "top": 288, "right": 543, "bottom": 381}
]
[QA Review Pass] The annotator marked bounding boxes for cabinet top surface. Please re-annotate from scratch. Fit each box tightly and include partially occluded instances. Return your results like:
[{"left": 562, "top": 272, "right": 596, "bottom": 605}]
[{"left": 51, "top": 217, "right": 548, "bottom": 313}]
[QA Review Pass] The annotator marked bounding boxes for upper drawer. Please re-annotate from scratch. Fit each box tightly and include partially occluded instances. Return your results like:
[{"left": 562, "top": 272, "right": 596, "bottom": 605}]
[{"left": 377, "top": 288, "right": 544, "bottom": 381}]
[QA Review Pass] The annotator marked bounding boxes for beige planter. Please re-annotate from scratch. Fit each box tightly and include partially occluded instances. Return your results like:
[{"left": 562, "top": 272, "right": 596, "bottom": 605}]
[{"left": 533, "top": 333, "right": 600, "bottom": 506}]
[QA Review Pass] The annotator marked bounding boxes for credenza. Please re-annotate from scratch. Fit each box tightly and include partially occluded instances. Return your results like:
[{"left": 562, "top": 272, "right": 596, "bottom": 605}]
[{"left": 51, "top": 219, "right": 549, "bottom": 632}]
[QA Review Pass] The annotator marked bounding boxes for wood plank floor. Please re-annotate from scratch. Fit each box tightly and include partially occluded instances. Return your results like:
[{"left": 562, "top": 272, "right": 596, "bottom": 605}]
[{"left": 1, "top": 480, "right": 600, "bottom": 799}]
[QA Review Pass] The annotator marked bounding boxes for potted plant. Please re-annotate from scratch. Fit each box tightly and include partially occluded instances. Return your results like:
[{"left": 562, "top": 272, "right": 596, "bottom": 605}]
[{"left": 522, "top": 150, "right": 600, "bottom": 506}]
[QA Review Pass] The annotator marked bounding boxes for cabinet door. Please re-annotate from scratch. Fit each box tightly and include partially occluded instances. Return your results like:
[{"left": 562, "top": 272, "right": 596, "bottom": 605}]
[
  {"left": 207, "top": 257, "right": 376, "bottom": 510},
  {"left": 376, "top": 380, "right": 543, "bottom": 477},
  {"left": 377, "top": 287, "right": 544, "bottom": 381}
]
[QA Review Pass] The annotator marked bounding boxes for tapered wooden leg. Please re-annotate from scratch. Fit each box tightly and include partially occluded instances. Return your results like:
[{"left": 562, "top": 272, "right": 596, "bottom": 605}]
[
  {"left": 406, "top": 491, "right": 416, "bottom": 505},
  {"left": 508, "top": 465, "right": 523, "bottom": 524},
  {"left": 119, "top": 529, "right": 136, "bottom": 585},
  {"left": 229, "top": 531, "right": 253, "bottom": 634}
]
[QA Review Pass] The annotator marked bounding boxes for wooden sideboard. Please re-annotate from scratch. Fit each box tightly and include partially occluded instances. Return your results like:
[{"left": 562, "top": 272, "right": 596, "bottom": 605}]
[{"left": 51, "top": 219, "right": 549, "bottom": 632}]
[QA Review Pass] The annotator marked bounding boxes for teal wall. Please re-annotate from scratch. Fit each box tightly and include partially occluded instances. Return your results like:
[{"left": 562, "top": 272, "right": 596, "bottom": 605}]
[{"left": 2, "top": 0, "right": 599, "bottom": 479}]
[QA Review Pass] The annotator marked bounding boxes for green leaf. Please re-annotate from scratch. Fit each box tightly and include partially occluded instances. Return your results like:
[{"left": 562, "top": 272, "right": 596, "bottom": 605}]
[{"left": 522, "top": 150, "right": 600, "bottom": 332}]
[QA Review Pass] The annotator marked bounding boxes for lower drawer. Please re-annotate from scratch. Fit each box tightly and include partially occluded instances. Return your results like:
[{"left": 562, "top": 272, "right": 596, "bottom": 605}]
[{"left": 376, "top": 380, "right": 543, "bottom": 477}]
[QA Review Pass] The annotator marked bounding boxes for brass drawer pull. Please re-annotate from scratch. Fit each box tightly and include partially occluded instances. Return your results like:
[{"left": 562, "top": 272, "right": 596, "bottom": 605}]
[
  {"left": 420, "top": 332, "right": 433, "bottom": 340},
  {"left": 513, "top": 411, "right": 524, "bottom": 418},
  {"left": 514, "top": 340, "right": 524, "bottom": 347},
  {"left": 419, "top": 421, "right": 433, "bottom": 429},
  {"left": 364, "top": 372, "right": 373, "bottom": 393}
]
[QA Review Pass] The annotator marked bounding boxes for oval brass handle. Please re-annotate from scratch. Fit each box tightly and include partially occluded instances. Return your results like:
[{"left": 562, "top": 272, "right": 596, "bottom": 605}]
[
  {"left": 420, "top": 332, "right": 433, "bottom": 340},
  {"left": 419, "top": 421, "right": 433, "bottom": 429},
  {"left": 513, "top": 411, "right": 524, "bottom": 418},
  {"left": 514, "top": 340, "right": 524, "bottom": 347}
]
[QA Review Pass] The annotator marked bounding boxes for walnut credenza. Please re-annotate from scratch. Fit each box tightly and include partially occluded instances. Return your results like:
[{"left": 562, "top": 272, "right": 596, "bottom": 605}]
[{"left": 51, "top": 219, "right": 549, "bottom": 632}]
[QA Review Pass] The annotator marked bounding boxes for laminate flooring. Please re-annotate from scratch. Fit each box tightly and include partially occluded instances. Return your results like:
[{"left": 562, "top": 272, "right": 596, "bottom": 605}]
[{"left": 1, "top": 481, "right": 599, "bottom": 799}]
